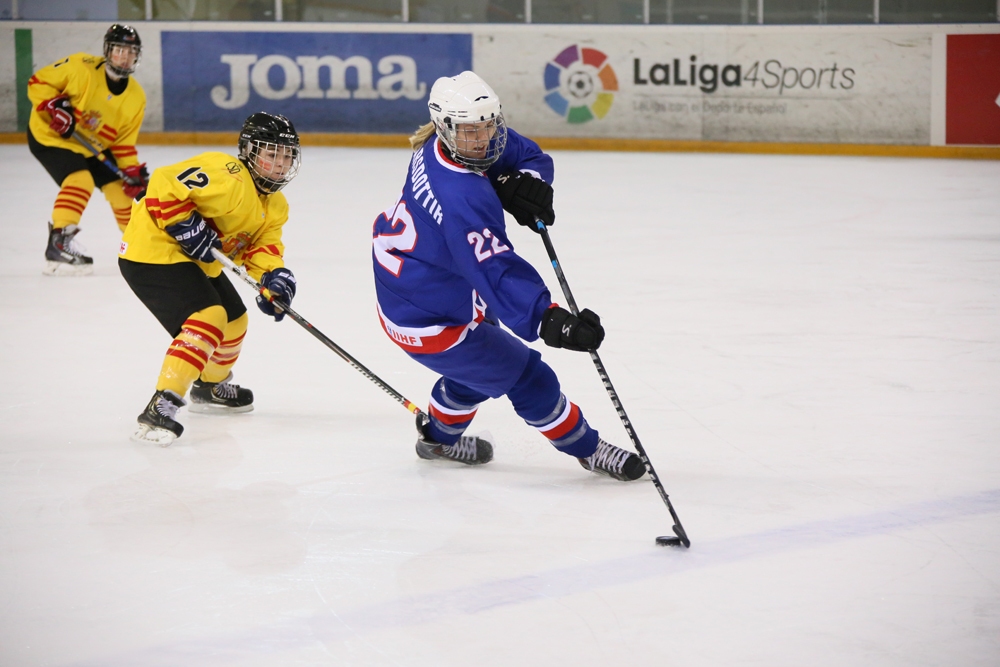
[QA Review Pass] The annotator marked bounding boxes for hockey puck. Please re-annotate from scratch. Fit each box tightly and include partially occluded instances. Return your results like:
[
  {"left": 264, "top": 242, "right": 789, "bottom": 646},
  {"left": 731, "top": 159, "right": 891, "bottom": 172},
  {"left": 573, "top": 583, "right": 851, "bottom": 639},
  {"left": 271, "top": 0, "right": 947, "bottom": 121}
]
[{"left": 656, "top": 535, "right": 686, "bottom": 548}]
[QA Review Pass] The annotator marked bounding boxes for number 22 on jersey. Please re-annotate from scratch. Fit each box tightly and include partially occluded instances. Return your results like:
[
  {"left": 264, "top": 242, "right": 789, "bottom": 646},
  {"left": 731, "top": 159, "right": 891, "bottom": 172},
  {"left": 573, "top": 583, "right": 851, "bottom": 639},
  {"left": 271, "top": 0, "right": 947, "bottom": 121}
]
[{"left": 373, "top": 199, "right": 417, "bottom": 277}]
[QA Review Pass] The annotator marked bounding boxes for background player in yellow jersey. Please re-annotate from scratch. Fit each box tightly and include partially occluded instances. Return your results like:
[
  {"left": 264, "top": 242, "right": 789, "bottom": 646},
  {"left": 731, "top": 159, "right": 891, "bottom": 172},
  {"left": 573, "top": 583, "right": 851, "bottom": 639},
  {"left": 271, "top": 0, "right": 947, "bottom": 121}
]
[
  {"left": 119, "top": 113, "right": 301, "bottom": 446},
  {"left": 27, "top": 24, "right": 148, "bottom": 276}
]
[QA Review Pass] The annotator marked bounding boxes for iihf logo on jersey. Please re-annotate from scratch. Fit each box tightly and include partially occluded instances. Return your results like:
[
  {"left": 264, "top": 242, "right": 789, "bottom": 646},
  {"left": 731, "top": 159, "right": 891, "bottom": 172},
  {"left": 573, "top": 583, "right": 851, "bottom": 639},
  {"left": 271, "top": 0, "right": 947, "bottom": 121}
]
[{"left": 543, "top": 45, "right": 618, "bottom": 124}]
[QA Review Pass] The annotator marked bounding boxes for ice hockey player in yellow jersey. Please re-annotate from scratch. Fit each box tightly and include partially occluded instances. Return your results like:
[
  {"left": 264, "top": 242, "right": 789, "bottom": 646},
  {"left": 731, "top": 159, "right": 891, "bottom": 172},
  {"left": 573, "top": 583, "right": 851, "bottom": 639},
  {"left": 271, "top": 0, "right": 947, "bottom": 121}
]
[
  {"left": 119, "top": 112, "right": 302, "bottom": 446},
  {"left": 28, "top": 23, "right": 148, "bottom": 276}
]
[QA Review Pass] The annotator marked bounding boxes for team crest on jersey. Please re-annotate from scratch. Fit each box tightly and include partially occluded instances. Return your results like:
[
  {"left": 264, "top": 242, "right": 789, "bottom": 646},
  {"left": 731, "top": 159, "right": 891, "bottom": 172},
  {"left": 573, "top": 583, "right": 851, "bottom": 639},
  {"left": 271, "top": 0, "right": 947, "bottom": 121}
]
[
  {"left": 80, "top": 110, "right": 102, "bottom": 131},
  {"left": 221, "top": 232, "right": 252, "bottom": 257}
]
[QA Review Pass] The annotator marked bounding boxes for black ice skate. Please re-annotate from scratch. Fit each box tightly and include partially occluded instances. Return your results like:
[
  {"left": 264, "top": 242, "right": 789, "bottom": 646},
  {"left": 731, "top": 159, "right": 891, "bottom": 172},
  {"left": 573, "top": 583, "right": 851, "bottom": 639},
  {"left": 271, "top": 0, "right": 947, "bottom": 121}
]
[
  {"left": 43, "top": 223, "right": 94, "bottom": 276},
  {"left": 578, "top": 439, "right": 646, "bottom": 481},
  {"left": 189, "top": 373, "right": 254, "bottom": 414},
  {"left": 415, "top": 413, "right": 493, "bottom": 465},
  {"left": 416, "top": 434, "right": 494, "bottom": 465},
  {"left": 132, "top": 389, "right": 186, "bottom": 446}
]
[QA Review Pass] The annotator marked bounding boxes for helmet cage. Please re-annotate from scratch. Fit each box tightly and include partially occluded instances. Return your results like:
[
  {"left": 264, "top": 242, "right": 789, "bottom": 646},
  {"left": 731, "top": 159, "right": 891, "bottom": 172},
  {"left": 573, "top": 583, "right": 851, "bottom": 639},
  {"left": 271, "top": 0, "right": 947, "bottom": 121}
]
[
  {"left": 434, "top": 115, "right": 508, "bottom": 172},
  {"left": 239, "top": 140, "right": 301, "bottom": 195},
  {"left": 428, "top": 71, "right": 507, "bottom": 172},
  {"left": 103, "top": 25, "right": 141, "bottom": 78}
]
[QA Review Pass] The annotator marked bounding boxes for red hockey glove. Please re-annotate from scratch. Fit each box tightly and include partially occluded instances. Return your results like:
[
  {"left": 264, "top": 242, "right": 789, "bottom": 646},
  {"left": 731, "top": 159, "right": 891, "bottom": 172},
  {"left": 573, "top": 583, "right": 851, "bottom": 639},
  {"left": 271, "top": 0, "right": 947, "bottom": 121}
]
[
  {"left": 120, "top": 163, "right": 149, "bottom": 199},
  {"left": 38, "top": 96, "right": 76, "bottom": 139}
]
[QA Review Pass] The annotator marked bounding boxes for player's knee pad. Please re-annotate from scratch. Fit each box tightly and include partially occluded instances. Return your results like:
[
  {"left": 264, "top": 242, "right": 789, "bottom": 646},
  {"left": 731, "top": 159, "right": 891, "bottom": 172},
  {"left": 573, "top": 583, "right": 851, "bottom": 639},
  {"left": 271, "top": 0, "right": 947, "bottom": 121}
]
[
  {"left": 52, "top": 170, "right": 95, "bottom": 227},
  {"left": 202, "top": 312, "right": 249, "bottom": 383},
  {"left": 507, "top": 350, "right": 562, "bottom": 423},
  {"left": 180, "top": 305, "right": 228, "bottom": 350},
  {"left": 100, "top": 181, "right": 134, "bottom": 231}
]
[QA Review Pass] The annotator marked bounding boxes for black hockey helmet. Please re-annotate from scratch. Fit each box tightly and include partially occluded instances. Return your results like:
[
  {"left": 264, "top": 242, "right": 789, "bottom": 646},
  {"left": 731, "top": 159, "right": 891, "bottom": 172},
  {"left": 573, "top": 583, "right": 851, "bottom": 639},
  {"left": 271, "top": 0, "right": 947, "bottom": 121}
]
[
  {"left": 103, "top": 24, "right": 141, "bottom": 78},
  {"left": 238, "top": 112, "right": 301, "bottom": 195}
]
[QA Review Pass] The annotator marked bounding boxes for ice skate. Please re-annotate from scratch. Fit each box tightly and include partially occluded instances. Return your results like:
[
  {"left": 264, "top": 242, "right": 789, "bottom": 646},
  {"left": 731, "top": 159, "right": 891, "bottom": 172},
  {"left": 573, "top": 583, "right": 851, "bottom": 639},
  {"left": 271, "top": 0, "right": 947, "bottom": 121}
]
[
  {"left": 132, "top": 389, "right": 185, "bottom": 446},
  {"left": 578, "top": 439, "right": 646, "bottom": 481},
  {"left": 414, "top": 412, "right": 493, "bottom": 465},
  {"left": 189, "top": 373, "right": 254, "bottom": 414},
  {"left": 416, "top": 433, "right": 494, "bottom": 465},
  {"left": 43, "top": 223, "right": 94, "bottom": 276}
]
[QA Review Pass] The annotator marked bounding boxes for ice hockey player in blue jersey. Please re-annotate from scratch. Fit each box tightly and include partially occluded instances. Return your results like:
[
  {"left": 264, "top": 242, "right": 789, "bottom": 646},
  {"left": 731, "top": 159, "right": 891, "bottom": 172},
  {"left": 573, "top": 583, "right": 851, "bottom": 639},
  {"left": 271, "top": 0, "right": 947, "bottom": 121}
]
[{"left": 372, "top": 71, "right": 645, "bottom": 481}]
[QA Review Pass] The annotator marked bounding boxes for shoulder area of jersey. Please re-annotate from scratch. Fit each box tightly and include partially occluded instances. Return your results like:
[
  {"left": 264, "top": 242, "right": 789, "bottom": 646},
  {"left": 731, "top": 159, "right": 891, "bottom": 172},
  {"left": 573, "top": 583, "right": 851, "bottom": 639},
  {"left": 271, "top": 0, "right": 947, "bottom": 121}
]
[{"left": 180, "top": 151, "right": 244, "bottom": 171}]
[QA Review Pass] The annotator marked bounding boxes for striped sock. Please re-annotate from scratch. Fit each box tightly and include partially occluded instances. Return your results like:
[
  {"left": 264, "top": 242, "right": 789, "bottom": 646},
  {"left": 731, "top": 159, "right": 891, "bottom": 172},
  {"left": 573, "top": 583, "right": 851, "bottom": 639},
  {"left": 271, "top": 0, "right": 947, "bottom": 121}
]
[
  {"left": 425, "top": 378, "right": 481, "bottom": 445},
  {"left": 51, "top": 171, "right": 94, "bottom": 229},
  {"left": 526, "top": 393, "right": 598, "bottom": 458},
  {"left": 155, "top": 306, "right": 227, "bottom": 398},
  {"left": 201, "top": 313, "right": 248, "bottom": 384}
]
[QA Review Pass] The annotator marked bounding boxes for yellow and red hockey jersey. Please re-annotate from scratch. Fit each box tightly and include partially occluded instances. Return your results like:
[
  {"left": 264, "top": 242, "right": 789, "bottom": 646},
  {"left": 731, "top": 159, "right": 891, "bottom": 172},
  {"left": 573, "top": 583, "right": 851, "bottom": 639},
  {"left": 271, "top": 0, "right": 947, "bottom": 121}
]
[
  {"left": 27, "top": 52, "right": 145, "bottom": 168},
  {"left": 120, "top": 152, "right": 289, "bottom": 281}
]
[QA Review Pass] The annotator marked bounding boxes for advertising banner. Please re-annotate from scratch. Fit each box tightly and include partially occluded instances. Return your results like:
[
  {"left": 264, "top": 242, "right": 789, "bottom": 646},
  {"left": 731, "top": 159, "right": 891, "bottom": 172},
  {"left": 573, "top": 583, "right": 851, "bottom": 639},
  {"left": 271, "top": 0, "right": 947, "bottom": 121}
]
[
  {"left": 162, "top": 31, "right": 472, "bottom": 132},
  {"left": 476, "top": 30, "right": 933, "bottom": 144}
]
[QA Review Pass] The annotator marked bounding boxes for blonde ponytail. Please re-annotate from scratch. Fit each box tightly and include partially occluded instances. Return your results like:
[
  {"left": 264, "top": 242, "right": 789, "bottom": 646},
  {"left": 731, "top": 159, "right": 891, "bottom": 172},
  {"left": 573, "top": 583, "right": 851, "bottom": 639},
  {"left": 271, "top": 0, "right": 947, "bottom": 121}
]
[{"left": 409, "top": 122, "right": 437, "bottom": 151}]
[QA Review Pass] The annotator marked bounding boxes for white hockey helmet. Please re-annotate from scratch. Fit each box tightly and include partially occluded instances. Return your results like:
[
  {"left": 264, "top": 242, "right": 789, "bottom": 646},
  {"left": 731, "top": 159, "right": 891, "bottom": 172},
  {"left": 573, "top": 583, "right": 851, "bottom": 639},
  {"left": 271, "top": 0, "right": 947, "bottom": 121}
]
[{"left": 428, "top": 71, "right": 507, "bottom": 171}]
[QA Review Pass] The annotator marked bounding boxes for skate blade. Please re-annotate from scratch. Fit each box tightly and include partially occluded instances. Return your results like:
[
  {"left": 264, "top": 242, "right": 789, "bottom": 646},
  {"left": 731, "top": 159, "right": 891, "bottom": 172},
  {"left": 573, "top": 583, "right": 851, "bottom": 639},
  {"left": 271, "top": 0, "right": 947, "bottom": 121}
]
[
  {"left": 187, "top": 403, "right": 254, "bottom": 415},
  {"left": 43, "top": 261, "right": 94, "bottom": 277},
  {"left": 131, "top": 424, "right": 177, "bottom": 447}
]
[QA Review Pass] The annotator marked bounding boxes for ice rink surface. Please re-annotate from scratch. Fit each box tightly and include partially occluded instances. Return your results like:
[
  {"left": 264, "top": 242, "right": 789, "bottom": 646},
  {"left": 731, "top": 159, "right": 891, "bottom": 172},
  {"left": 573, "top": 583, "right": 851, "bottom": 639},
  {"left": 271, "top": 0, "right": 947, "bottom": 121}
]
[{"left": 1, "top": 143, "right": 998, "bottom": 666}]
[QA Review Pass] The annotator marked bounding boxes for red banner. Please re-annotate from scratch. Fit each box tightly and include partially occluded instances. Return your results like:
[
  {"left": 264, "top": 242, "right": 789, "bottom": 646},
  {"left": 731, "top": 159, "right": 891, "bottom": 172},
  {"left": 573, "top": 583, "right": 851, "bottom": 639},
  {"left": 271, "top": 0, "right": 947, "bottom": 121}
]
[{"left": 947, "top": 34, "right": 1000, "bottom": 145}]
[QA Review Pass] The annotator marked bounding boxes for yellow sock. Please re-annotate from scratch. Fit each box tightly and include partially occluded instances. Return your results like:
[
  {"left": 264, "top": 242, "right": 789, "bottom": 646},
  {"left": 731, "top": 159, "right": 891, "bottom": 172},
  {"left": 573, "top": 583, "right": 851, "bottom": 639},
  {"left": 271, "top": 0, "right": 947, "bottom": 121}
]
[
  {"left": 155, "top": 305, "right": 228, "bottom": 397},
  {"left": 52, "top": 170, "right": 94, "bottom": 229},
  {"left": 101, "top": 181, "right": 135, "bottom": 233},
  {"left": 201, "top": 312, "right": 249, "bottom": 383}
]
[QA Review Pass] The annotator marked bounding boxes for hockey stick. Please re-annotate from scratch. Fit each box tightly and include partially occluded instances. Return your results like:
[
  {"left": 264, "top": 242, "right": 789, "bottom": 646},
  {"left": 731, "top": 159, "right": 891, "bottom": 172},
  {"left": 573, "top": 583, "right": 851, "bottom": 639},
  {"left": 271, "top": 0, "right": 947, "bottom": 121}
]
[
  {"left": 536, "top": 222, "right": 691, "bottom": 549},
  {"left": 71, "top": 131, "right": 141, "bottom": 186},
  {"left": 211, "top": 248, "right": 424, "bottom": 417}
]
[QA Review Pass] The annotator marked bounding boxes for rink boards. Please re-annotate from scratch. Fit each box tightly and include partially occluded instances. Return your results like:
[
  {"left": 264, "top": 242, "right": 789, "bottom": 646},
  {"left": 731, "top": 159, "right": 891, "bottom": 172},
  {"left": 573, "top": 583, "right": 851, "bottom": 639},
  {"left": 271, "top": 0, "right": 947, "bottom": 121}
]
[{"left": 0, "top": 21, "right": 998, "bottom": 147}]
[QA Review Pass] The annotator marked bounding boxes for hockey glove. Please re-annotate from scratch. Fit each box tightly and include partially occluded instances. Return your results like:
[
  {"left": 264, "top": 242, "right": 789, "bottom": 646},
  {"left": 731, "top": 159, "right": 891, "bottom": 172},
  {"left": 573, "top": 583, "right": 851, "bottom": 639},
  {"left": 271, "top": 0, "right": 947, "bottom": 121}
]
[
  {"left": 494, "top": 171, "right": 555, "bottom": 231},
  {"left": 38, "top": 96, "right": 75, "bottom": 139},
  {"left": 165, "top": 212, "right": 220, "bottom": 264},
  {"left": 539, "top": 305, "right": 605, "bottom": 352},
  {"left": 120, "top": 163, "right": 149, "bottom": 199},
  {"left": 257, "top": 268, "right": 296, "bottom": 322}
]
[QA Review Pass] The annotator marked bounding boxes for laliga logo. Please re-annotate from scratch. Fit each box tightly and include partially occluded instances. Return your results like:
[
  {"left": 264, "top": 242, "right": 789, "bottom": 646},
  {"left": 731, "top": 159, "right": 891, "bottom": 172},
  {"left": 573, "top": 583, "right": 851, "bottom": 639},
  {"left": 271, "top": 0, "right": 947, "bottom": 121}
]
[
  {"left": 543, "top": 45, "right": 618, "bottom": 124},
  {"left": 211, "top": 54, "right": 427, "bottom": 110}
]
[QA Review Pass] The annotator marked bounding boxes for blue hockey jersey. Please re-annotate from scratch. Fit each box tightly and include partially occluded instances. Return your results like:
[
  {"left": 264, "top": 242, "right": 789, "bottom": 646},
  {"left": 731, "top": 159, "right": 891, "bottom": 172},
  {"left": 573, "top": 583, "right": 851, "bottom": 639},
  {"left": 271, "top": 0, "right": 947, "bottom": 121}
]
[{"left": 373, "top": 129, "right": 555, "bottom": 355}]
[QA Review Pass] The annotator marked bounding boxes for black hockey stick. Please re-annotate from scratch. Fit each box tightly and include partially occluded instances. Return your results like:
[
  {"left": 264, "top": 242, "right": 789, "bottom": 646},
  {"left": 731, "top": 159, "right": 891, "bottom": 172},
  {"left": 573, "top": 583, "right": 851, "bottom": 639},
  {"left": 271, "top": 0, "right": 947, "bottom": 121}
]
[
  {"left": 71, "top": 131, "right": 142, "bottom": 186},
  {"left": 211, "top": 248, "right": 425, "bottom": 417},
  {"left": 536, "top": 222, "right": 690, "bottom": 549}
]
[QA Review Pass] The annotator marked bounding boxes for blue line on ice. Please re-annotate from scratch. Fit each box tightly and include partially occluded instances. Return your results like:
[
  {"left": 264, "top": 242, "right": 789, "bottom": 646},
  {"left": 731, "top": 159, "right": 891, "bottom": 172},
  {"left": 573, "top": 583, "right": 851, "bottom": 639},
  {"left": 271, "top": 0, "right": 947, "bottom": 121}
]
[{"left": 63, "top": 488, "right": 1000, "bottom": 666}]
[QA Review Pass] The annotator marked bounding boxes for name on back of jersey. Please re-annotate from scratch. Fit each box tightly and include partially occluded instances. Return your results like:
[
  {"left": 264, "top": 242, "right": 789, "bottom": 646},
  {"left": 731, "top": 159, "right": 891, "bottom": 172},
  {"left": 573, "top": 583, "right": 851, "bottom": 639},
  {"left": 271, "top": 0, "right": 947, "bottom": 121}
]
[{"left": 410, "top": 147, "right": 443, "bottom": 224}]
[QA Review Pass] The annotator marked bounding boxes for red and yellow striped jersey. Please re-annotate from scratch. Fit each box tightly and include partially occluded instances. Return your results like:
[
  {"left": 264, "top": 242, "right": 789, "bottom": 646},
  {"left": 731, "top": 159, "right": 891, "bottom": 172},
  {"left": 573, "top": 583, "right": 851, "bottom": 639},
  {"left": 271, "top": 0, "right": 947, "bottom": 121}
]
[
  {"left": 120, "top": 151, "right": 289, "bottom": 281},
  {"left": 27, "top": 52, "right": 145, "bottom": 168}
]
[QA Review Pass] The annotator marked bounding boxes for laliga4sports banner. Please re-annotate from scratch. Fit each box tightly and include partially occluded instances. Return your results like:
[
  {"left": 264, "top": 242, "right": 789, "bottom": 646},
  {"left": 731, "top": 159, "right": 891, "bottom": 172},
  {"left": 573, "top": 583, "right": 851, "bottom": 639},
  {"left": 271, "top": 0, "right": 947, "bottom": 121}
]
[
  {"left": 162, "top": 31, "right": 472, "bottom": 132},
  {"left": 475, "top": 29, "right": 932, "bottom": 144}
]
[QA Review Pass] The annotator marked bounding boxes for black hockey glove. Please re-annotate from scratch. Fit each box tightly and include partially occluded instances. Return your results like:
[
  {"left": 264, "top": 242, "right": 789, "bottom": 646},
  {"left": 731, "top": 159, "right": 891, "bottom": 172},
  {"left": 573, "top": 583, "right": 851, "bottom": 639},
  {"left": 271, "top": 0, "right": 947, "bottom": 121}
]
[
  {"left": 166, "top": 212, "right": 220, "bottom": 263},
  {"left": 494, "top": 171, "right": 555, "bottom": 232},
  {"left": 257, "top": 268, "right": 296, "bottom": 322},
  {"left": 539, "top": 306, "right": 605, "bottom": 352}
]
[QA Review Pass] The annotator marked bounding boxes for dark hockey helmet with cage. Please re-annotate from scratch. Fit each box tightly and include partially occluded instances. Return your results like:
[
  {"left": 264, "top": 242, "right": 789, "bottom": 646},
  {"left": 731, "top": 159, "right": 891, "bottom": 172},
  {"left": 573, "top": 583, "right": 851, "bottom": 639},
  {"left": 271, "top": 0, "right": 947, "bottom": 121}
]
[
  {"left": 238, "top": 112, "right": 302, "bottom": 195},
  {"left": 103, "top": 24, "right": 142, "bottom": 78}
]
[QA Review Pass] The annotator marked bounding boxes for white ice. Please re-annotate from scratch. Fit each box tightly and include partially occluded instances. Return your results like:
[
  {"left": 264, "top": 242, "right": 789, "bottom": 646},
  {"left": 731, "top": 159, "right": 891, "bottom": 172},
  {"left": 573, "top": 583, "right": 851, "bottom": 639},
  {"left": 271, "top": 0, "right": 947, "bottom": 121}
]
[{"left": 1, "top": 144, "right": 998, "bottom": 666}]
